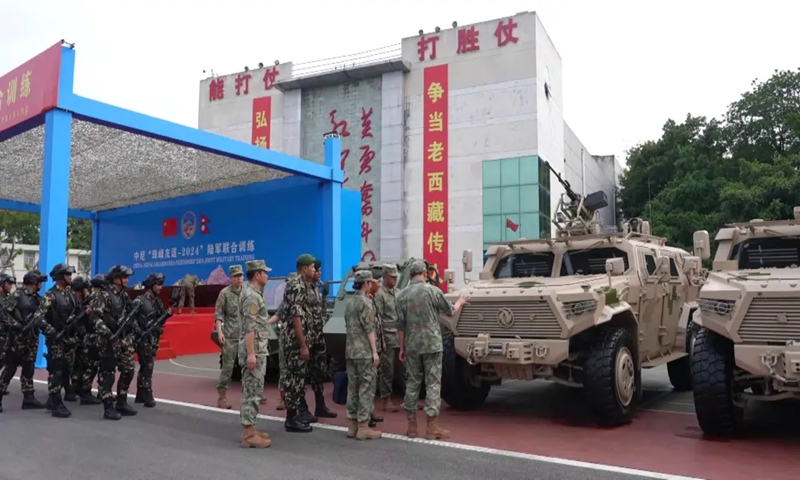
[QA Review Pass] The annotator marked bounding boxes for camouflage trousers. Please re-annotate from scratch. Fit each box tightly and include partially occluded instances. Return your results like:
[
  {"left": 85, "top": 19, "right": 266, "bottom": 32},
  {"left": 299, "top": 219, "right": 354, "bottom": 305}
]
[
  {"left": 135, "top": 335, "right": 160, "bottom": 392},
  {"left": 0, "top": 332, "right": 39, "bottom": 394},
  {"left": 44, "top": 337, "right": 77, "bottom": 395},
  {"left": 404, "top": 352, "right": 443, "bottom": 418},
  {"left": 0, "top": 331, "right": 7, "bottom": 371},
  {"left": 178, "top": 286, "right": 195, "bottom": 309},
  {"left": 306, "top": 336, "right": 329, "bottom": 396},
  {"left": 378, "top": 346, "right": 399, "bottom": 398},
  {"left": 239, "top": 353, "right": 267, "bottom": 426},
  {"left": 74, "top": 333, "right": 100, "bottom": 394},
  {"left": 345, "top": 359, "right": 377, "bottom": 422},
  {"left": 216, "top": 337, "right": 239, "bottom": 391},
  {"left": 97, "top": 334, "right": 136, "bottom": 401},
  {"left": 277, "top": 331, "right": 286, "bottom": 393},
  {"left": 279, "top": 334, "right": 308, "bottom": 412}
]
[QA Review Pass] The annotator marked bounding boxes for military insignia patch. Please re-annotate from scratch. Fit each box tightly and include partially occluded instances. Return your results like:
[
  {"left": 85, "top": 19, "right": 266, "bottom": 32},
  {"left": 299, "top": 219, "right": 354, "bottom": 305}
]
[{"left": 249, "top": 303, "right": 259, "bottom": 317}]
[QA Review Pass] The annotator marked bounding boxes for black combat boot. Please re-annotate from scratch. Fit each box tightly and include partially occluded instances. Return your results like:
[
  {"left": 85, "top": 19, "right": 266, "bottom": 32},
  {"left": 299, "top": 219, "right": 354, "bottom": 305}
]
[
  {"left": 298, "top": 397, "right": 317, "bottom": 424},
  {"left": 284, "top": 409, "right": 313, "bottom": 433},
  {"left": 49, "top": 393, "right": 72, "bottom": 418},
  {"left": 103, "top": 398, "right": 121, "bottom": 420},
  {"left": 369, "top": 413, "right": 384, "bottom": 428},
  {"left": 21, "top": 392, "right": 46, "bottom": 410},
  {"left": 115, "top": 394, "right": 138, "bottom": 416},
  {"left": 314, "top": 389, "right": 337, "bottom": 418},
  {"left": 0, "top": 393, "right": 4, "bottom": 413},
  {"left": 63, "top": 384, "right": 78, "bottom": 402},
  {"left": 142, "top": 389, "right": 156, "bottom": 408},
  {"left": 134, "top": 389, "right": 144, "bottom": 404},
  {"left": 80, "top": 391, "right": 102, "bottom": 405}
]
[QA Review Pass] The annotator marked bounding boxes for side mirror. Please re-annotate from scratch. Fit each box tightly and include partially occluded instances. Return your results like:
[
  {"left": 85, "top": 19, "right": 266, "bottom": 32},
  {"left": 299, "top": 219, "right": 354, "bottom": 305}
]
[
  {"left": 444, "top": 269, "right": 455, "bottom": 284},
  {"left": 683, "top": 256, "right": 701, "bottom": 275},
  {"left": 605, "top": 258, "right": 625, "bottom": 277},
  {"left": 462, "top": 249, "right": 473, "bottom": 273},
  {"left": 692, "top": 230, "right": 710, "bottom": 260},
  {"left": 656, "top": 257, "right": 670, "bottom": 277}
]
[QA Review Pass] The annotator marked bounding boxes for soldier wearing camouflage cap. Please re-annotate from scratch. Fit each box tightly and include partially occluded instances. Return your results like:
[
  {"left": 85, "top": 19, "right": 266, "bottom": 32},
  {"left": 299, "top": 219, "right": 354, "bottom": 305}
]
[
  {"left": 397, "top": 260, "right": 470, "bottom": 440},
  {"left": 0, "top": 273, "right": 16, "bottom": 377},
  {"left": 214, "top": 265, "right": 245, "bottom": 410},
  {"left": 238, "top": 260, "right": 273, "bottom": 448},
  {"left": 374, "top": 264, "right": 401, "bottom": 413}
]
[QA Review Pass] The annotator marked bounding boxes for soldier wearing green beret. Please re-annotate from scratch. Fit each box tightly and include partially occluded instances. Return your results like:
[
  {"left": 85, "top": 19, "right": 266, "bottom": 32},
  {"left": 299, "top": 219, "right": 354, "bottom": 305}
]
[
  {"left": 280, "top": 253, "right": 327, "bottom": 433},
  {"left": 237, "top": 260, "right": 273, "bottom": 448},
  {"left": 214, "top": 265, "right": 244, "bottom": 410}
]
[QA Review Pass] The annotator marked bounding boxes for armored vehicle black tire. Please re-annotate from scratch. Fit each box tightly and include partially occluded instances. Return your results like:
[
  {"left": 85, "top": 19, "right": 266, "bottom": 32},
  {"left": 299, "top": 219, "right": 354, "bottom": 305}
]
[
  {"left": 583, "top": 326, "right": 641, "bottom": 427},
  {"left": 666, "top": 321, "right": 696, "bottom": 391},
  {"left": 441, "top": 333, "right": 490, "bottom": 410},
  {"left": 691, "top": 328, "right": 743, "bottom": 437}
]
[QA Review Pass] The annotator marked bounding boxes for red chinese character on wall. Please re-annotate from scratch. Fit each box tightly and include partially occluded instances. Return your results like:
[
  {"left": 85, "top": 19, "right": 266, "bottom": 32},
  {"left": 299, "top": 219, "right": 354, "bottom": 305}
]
[
  {"left": 361, "top": 221, "right": 373, "bottom": 243},
  {"left": 457, "top": 26, "right": 480, "bottom": 54},
  {"left": 359, "top": 145, "right": 375, "bottom": 175},
  {"left": 494, "top": 18, "right": 519, "bottom": 47},
  {"left": 361, "top": 250, "right": 377, "bottom": 262},
  {"left": 263, "top": 66, "right": 280, "bottom": 90},
  {"left": 209, "top": 78, "right": 224, "bottom": 101},
  {"left": 235, "top": 73, "right": 251, "bottom": 96},
  {"left": 360, "top": 181, "right": 374, "bottom": 215},
  {"left": 329, "top": 109, "right": 351, "bottom": 137},
  {"left": 361, "top": 107, "right": 373, "bottom": 139},
  {"left": 417, "top": 34, "right": 440, "bottom": 62}
]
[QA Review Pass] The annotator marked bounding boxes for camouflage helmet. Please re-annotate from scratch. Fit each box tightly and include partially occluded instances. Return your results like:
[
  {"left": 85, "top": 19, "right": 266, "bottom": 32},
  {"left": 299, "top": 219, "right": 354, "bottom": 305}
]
[
  {"left": 23, "top": 270, "right": 47, "bottom": 285},
  {"left": 70, "top": 276, "right": 91, "bottom": 291},
  {"left": 107, "top": 265, "right": 134, "bottom": 279},
  {"left": 0, "top": 273, "right": 16, "bottom": 285},
  {"left": 50, "top": 263, "right": 76, "bottom": 281},
  {"left": 143, "top": 272, "right": 165, "bottom": 288},
  {"left": 90, "top": 274, "right": 107, "bottom": 288}
]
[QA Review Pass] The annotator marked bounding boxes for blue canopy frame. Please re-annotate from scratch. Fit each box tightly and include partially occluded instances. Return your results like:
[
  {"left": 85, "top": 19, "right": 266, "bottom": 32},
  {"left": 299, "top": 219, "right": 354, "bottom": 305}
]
[{"left": 0, "top": 43, "right": 345, "bottom": 369}]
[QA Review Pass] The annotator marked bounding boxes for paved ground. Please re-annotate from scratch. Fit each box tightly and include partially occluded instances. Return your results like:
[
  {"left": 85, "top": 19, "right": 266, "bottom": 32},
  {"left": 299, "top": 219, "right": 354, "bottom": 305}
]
[{"left": 0, "top": 380, "right": 667, "bottom": 480}]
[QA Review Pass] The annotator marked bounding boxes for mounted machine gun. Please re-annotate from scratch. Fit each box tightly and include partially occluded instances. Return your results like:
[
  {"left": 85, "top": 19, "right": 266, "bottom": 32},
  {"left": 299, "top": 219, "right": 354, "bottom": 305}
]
[{"left": 547, "top": 163, "right": 609, "bottom": 238}]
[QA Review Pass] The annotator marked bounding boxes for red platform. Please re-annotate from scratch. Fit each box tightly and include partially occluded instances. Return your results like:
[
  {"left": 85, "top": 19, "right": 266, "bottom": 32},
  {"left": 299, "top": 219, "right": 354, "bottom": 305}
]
[{"left": 157, "top": 307, "right": 217, "bottom": 358}]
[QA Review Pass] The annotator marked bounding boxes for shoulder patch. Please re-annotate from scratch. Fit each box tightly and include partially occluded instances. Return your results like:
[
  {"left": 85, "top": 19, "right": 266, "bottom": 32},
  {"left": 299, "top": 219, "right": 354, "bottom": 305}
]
[{"left": 249, "top": 302, "right": 259, "bottom": 316}]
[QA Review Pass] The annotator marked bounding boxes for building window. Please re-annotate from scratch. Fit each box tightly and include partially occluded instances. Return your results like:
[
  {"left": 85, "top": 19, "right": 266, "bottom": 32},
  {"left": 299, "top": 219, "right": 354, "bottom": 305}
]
[
  {"left": 482, "top": 155, "right": 551, "bottom": 250},
  {"left": 23, "top": 251, "right": 35, "bottom": 270}
]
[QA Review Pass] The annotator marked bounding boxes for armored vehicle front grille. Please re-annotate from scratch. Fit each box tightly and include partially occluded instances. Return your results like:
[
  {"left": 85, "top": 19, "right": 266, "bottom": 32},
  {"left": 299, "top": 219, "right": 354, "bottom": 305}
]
[
  {"left": 739, "top": 298, "right": 800, "bottom": 344},
  {"left": 456, "top": 301, "right": 562, "bottom": 339}
]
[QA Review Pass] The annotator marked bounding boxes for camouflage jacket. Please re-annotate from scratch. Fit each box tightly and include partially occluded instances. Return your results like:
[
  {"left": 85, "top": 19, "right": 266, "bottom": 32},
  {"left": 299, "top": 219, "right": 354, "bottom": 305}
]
[
  {"left": 280, "top": 275, "right": 323, "bottom": 345},
  {"left": 238, "top": 283, "right": 270, "bottom": 357},
  {"left": 373, "top": 285, "right": 399, "bottom": 348},
  {"left": 31, "top": 284, "right": 78, "bottom": 335},
  {"left": 3, "top": 288, "right": 52, "bottom": 335},
  {"left": 89, "top": 286, "right": 135, "bottom": 339},
  {"left": 396, "top": 278, "right": 454, "bottom": 355},
  {"left": 214, "top": 284, "right": 242, "bottom": 338},
  {"left": 131, "top": 290, "right": 167, "bottom": 337},
  {"left": 345, "top": 292, "right": 376, "bottom": 360}
]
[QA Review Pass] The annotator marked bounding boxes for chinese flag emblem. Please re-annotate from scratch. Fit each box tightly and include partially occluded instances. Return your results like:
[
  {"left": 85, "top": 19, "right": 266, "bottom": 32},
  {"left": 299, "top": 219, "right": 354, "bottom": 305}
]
[
  {"left": 200, "top": 213, "right": 210, "bottom": 234},
  {"left": 162, "top": 218, "right": 178, "bottom": 238},
  {"left": 506, "top": 218, "right": 519, "bottom": 232}
]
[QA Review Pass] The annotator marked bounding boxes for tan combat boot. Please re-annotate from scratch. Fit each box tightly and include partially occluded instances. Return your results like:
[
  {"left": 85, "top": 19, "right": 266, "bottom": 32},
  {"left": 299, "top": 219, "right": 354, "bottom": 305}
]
[
  {"left": 406, "top": 414, "right": 418, "bottom": 438},
  {"left": 217, "top": 390, "right": 231, "bottom": 410},
  {"left": 425, "top": 416, "right": 450, "bottom": 440},
  {"left": 346, "top": 419, "right": 358, "bottom": 438},
  {"left": 382, "top": 397, "right": 399, "bottom": 413},
  {"left": 417, "top": 400, "right": 425, "bottom": 410},
  {"left": 355, "top": 421, "right": 382, "bottom": 440},
  {"left": 240, "top": 425, "right": 271, "bottom": 448},
  {"left": 276, "top": 392, "right": 286, "bottom": 411}
]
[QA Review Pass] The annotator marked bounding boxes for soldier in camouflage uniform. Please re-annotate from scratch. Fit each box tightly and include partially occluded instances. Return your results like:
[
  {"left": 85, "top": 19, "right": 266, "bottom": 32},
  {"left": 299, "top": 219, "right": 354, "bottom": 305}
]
[
  {"left": 133, "top": 272, "right": 171, "bottom": 408},
  {"left": 238, "top": 260, "right": 272, "bottom": 448},
  {"left": 344, "top": 270, "right": 382, "bottom": 440},
  {"left": 304, "top": 258, "right": 336, "bottom": 421},
  {"left": 0, "top": 270, "right": 51, "bottom": 413},
  {"left": 280, "top": 253, "right": 323, "bottom": 433},
  {"left": 397, "top": 260, "right": 469, "bottom": 440},
  {"left": 214, "top": 265, "right": 244, "bottom": 410},
  {"left": 0, "top": 273, "right": 16, "bottom": 373},
  {"left": 90, "top": 265, "right": 138, "bottom": 420},
  {"left": 69, "top": 276, "right": 102, "bottom": 406},
  {"left": 374, "top": 264, "right": 400, "bottom": 413},
  {"left": 33, "top": 263, "right": 79, "bottom": 418},
  {"left": 269, "top": 272, "right": 298, "bottom": 412}
]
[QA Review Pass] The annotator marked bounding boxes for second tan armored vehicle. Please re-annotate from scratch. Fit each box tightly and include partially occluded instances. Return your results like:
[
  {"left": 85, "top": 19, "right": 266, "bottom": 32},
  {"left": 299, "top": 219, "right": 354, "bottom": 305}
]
[
  {"left": 690, "top": 207, "right": 800, "bottom": 436},
  {"left": 440, "top": 175, "right": 702, "bottom": 427}
]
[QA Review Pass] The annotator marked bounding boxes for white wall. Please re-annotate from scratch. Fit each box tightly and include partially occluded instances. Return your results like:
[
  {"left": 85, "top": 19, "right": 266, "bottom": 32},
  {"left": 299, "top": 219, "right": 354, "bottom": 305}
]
[
  {"left": 0, "top": 243, "right": 91, "bottom": 282},
  {"left": 564, "top": 124, "right": 620, "bottom": 227}
]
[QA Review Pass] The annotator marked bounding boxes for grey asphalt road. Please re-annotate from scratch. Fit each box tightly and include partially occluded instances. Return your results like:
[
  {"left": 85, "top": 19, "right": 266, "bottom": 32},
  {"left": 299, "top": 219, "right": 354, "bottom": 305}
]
[{"left": 0, "top": 383, "right": 669, "bottom": 480}]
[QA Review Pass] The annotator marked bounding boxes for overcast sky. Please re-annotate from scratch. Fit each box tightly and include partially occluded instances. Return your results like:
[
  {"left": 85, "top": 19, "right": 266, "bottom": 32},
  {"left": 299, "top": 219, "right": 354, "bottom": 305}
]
[{"left": 1, "top": 0, "right": 797, "bottom": 166}]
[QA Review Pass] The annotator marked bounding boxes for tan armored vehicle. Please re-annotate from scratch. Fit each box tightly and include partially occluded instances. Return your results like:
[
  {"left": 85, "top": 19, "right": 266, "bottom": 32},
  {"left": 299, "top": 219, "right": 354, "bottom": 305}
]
[
  {"left": 440, "top": 172, "right": 702, "bottom": 427},
  {"left": 690, "top": 207, "right": 800, "bottom": 436}
]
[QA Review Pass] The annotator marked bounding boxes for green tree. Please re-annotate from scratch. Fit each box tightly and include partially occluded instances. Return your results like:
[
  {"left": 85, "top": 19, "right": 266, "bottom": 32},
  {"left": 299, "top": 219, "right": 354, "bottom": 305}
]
[{"left": 0, "top": 210, "right": 92, "bottom": 250}]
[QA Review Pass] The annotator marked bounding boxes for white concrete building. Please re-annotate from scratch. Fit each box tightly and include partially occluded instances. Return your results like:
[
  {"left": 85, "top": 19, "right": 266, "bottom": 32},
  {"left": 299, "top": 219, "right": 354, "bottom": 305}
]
[
  {"left": 197, "top": 11, "right": 621, "bottom": 286},
  {"left": 0, "top": 243, "right": 91, "bottom": 282}
]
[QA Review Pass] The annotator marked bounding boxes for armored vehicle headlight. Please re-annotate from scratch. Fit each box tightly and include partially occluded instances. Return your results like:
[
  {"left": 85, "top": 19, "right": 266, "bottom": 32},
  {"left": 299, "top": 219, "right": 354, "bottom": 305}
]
[
  {"left": 565, "top": 300, "right": 598, "bottom": 317},
  {"left": 698, "top": 298, "right": 733, "bottom": 316}
]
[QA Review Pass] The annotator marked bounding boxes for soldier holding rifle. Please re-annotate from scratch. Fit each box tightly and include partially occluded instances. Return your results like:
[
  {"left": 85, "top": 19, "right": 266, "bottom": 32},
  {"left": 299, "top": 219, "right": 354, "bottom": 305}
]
[
  {"left": 132, "top": 272, "right": 173, "bottom": 408},
  {"left": 0, "top": 270, "right": 52, "bottom": 413},
  {"left": 69, "top": 275, "right": 103, "bottom": 405},
  {"left": 0, "top": 273, "right": 16, "bottom": 373}
]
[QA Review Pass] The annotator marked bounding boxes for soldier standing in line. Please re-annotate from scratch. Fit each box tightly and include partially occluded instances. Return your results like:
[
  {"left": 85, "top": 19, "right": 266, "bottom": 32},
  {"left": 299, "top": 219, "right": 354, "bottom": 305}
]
[
  {"left": 280, "top": 253, "right": 321, "bottom": 433},
  {"left": 344, "top": 270, "right": 382, "bottom": 440},
  {"left": 91, "top": 265, "right": 138, "bottom": 420},
  {"left": 69, "top": 276, "right": 102, "bottom": 405},
  {"left": 365, "top": 273, "right": 385, "bottom": 428},
  {"left": 0, "top": 273, "right": 16, "bottom": 373},
  {"left": 397, "top": 260, "right": 469, "bottom": 440},
  {"left": 302, "top": 258, "right": 336, "bottom": 422},
  {"left": 238, "top": 260, "right": 272, "bottom": 448},
  {"left": 33, "top": 263, "right": 79, "bottom": 418},
  {"left": 269, "top": 272, "right": 298, "bottom": 412},
  {"left": 177, "top": 273, "right": 199, "bottom": 314},
  {"left": 374, "top": 264, "right": 400, "bottom": 413},
  {"left": 74, "top": 274, "right": 106, "bottom": 405},
  {"left": 132, "top": 272, "right": 170, "bottom": 408},
  {"left": 0, "top": 270, "right": 51, "bottom": 413},
  {"left": 214, "top": 265, "right": 244, "bottom": 410}
]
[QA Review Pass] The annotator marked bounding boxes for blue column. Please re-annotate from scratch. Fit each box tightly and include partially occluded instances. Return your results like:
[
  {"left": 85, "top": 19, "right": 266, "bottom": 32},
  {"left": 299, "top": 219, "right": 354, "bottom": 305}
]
[
  {"left": 322, "top": 135, "right": 343, "bottom": 283},
  {"left": 35, "top": 109, "right": 74, "bottom": 370},
  {"left": 90, "top": 216, "right": 100, "bottom": 275}
]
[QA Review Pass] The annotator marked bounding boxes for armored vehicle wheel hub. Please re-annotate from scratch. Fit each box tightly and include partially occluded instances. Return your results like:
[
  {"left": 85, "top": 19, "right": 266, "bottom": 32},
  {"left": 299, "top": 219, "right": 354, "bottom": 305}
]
[{"left": 615, "top": 347, "right": 635, "bottom": 407}]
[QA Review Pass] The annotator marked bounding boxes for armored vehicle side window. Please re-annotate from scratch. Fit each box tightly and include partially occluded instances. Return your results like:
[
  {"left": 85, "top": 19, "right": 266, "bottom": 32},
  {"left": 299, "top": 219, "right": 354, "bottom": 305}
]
[
  {"left": 733, "top": 237, "right": 800, "bottom": 269},
  {"left": 669, "top": 258, "right": 679, "bottom": 277},
  {"left": 494, "top": 252, "right": 555, "bottom": 278},
  {"left": 560, "top": 248, "right": 629, "bottom": 276},
  {"left": 644, "top": 254, "right": 657, "bottom": 275}
]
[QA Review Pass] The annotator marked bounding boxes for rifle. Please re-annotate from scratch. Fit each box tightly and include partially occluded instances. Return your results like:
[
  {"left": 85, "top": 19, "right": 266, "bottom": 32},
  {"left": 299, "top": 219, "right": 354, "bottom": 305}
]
[
  {"left": 55, "top": 299, "right": 92, "bottom": 341},
  {"left": 109, "top": 302, "right": 141, "bottom": 341},
  {"left": 140, "top": 288, "right": 181, "bottom": 338}
]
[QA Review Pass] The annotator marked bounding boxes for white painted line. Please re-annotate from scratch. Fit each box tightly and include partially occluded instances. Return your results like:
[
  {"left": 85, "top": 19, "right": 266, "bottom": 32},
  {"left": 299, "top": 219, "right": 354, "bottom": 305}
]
[
  {"left": 168, "top": 359, "right": 221, "bottom": 372},
  {"left": 9, "top": 376, "right": 705, "bottom": 480}
]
